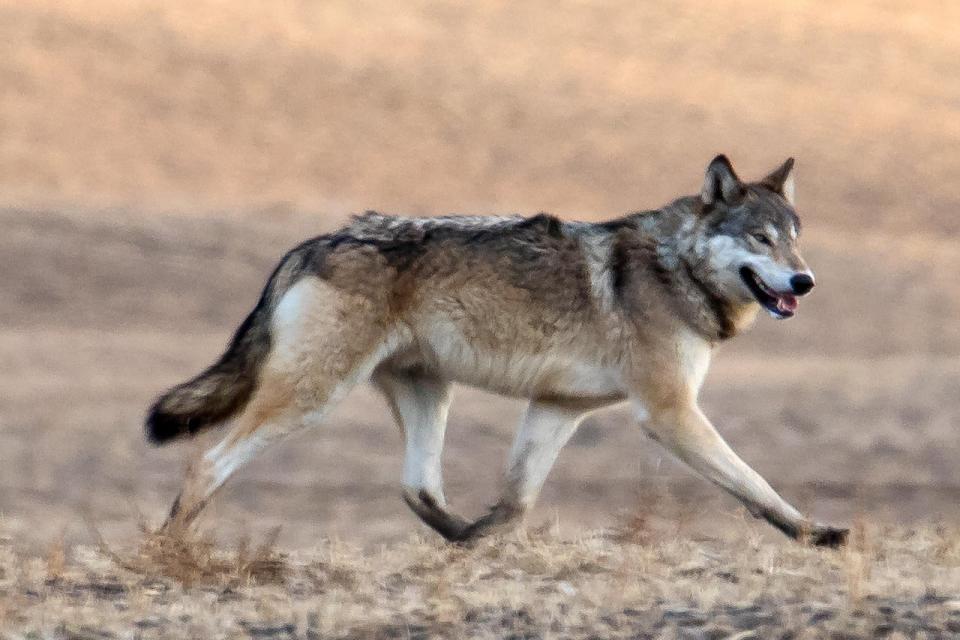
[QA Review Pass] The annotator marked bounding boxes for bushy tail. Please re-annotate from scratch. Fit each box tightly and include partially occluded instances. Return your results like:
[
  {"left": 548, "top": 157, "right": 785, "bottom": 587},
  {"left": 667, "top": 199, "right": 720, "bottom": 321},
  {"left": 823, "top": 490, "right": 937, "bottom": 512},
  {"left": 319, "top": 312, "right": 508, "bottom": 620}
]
[
  {"left": 145, "top": 298, "right": 273, "bottom": 444},
  {"left": 146, "top": 263, "right": 287, "bottom": 444},
  {"left": 145, "top": 236, "right": 317, "bottom": 444}
]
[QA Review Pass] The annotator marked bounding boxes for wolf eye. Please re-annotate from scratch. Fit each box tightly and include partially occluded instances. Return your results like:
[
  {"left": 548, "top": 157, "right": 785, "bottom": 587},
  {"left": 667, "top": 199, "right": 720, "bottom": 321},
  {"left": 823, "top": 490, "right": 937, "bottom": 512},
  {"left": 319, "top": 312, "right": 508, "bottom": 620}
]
[{"left": 751, "top": 233, "right": 773, "bottom": 246}]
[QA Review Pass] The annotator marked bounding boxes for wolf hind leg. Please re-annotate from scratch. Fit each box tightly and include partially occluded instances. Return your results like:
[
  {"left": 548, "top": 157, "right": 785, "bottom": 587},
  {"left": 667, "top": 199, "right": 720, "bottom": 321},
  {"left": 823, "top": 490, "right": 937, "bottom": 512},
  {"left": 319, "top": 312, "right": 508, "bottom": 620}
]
[
  {"left": 458, "top": 401, "right": 586, "bottom": 542},
  {"left": 161, "top": 277, "right": 401, "bottom": 534},
  {"left": 163, "top": 408, "right": 283, "bottom": 533},
  {"left": 374, "top": 370, "right": 470, "bottom": 540}
]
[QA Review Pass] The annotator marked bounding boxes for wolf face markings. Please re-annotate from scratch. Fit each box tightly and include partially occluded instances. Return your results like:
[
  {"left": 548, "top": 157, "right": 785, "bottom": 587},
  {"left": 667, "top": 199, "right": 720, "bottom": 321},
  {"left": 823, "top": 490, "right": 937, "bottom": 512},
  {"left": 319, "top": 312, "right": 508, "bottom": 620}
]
[
  {"left": 692, "top": 156, "right": 814, "bottom": 320},
  {"left": 146, "top": 155, "right": 848, "bottom": 548}
]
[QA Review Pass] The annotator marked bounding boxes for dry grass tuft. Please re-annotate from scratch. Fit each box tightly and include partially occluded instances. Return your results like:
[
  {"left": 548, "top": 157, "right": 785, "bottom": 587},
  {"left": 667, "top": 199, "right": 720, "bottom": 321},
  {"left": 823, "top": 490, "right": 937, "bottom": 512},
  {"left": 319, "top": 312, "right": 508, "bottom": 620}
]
[
  {"left": 608, "top": 485, "right": 672, "bottom": 546},
  {"left": 842, "top": 515, "right": 874, "bottom": 609},
  {"left": 98, "top": 523, "right": 287, "bottom": 588},
  {"left": 43, "top": 531, "right": 68, "bottom": 583},
  {"left": 608, "top": 511, "right": 650, "bottom": 546}
]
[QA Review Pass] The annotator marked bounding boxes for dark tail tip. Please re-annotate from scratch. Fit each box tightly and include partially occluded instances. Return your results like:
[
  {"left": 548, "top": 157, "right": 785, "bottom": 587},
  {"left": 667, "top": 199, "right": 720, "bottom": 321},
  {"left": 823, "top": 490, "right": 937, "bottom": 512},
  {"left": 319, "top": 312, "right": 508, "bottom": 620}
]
[{"left": 145, "top": 401, "right": 191, "bottom": 445}]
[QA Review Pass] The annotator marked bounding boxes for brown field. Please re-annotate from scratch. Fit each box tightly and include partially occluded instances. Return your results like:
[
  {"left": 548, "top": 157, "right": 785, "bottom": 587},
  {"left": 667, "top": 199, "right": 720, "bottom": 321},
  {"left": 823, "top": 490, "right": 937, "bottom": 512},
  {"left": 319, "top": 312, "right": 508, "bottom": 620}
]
[
  {"left": 2, "top": 0, "right": 959, "bottom": 637},
  {"left": 4, "top": 523, "right": 960, "bottom": 638}
]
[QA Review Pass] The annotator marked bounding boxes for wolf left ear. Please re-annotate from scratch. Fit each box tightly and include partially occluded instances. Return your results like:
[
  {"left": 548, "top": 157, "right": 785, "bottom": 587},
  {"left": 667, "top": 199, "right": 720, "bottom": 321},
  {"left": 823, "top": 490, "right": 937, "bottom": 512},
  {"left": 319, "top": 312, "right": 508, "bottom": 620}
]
[
  {"left": 701, "top": 155, "right": 745, "bottom": 206},
  {"left": 760, "top": 157, "right": 796, "bottom": 205}
]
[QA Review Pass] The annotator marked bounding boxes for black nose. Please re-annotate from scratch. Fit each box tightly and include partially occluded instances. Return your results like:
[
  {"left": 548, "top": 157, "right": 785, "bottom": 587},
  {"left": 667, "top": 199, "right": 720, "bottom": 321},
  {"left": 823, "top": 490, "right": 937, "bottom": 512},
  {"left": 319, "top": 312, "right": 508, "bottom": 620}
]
[{"left": 790, "top": 273, "right": 815, "bottom": 295}]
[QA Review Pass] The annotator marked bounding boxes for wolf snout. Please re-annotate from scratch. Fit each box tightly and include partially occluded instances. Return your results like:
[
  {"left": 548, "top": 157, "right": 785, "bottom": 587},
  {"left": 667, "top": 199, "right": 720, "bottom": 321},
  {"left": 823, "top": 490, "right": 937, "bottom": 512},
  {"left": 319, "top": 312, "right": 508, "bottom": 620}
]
[{"left": 790, "top": 273, "right": 815, "bottom": 296}]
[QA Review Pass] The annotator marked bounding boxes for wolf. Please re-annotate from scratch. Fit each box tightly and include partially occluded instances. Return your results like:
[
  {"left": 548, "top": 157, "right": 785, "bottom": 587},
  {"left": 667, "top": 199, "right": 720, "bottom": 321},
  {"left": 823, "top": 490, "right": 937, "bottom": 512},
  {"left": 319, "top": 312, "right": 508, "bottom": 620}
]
[{"left": 146, "top": 155, "right": 847, "bottom": 546}]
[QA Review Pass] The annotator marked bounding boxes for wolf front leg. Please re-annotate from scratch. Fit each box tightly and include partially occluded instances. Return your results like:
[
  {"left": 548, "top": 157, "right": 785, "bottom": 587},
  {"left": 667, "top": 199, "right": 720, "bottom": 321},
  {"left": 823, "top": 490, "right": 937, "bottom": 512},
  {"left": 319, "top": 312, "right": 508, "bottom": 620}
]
[{"left": 638, "top": 399, "right": 848, "bottom": 547}]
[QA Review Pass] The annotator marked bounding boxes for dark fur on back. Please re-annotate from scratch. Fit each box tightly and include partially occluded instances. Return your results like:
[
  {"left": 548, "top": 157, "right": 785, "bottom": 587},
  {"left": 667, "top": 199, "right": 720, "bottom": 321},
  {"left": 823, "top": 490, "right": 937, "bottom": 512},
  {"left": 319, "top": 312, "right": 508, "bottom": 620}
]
[
  {"left": 142, "top": 197, "right": 754, "bottom": 443},
  {"left": 144, "top": 212, "right": 587, "bottom": 444}
]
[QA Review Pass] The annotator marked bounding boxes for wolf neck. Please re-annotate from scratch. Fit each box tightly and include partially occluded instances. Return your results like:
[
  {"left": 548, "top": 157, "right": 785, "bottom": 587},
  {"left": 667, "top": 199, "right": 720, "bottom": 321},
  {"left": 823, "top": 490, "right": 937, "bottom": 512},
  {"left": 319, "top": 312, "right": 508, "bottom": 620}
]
[
  {"left": 614, "top": 201, "right": 756, "bottom": 344},
  {"left": 673, "top": 253, "right": 756, "bottom": 342}
]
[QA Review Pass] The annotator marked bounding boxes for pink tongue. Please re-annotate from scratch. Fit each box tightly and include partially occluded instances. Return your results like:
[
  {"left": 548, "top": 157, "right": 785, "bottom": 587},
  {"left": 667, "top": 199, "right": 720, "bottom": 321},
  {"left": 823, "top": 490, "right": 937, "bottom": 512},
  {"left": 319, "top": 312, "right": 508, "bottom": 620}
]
[{"left": 777, "top": 294, "right": 799, "bottom": 313}]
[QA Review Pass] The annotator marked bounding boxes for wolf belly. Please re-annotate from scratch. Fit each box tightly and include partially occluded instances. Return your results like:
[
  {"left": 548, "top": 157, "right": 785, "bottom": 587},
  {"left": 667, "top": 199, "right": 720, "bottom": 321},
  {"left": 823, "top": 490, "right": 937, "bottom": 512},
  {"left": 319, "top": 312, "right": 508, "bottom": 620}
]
[{"left": 394, "top": 318, "right": 624, "bottom": 401}]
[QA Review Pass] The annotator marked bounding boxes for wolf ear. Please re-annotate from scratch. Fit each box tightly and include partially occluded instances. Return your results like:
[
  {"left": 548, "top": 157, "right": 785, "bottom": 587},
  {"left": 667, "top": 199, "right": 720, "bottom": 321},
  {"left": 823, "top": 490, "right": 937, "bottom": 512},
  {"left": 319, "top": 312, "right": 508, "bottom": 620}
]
[
  {"left": 760, "top": 157, "right": 796, "bottom": 205},
  {"left": 701, "top": 155, "right": 745, "bottom": 206}
]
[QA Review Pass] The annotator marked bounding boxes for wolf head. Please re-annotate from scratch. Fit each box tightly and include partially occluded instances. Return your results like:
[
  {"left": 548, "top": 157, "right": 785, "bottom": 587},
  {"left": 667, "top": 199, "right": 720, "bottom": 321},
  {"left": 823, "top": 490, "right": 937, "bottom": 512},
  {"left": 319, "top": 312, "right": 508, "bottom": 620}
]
[{"left": 689, "top": 155, "right": 814, "bottom": 320}]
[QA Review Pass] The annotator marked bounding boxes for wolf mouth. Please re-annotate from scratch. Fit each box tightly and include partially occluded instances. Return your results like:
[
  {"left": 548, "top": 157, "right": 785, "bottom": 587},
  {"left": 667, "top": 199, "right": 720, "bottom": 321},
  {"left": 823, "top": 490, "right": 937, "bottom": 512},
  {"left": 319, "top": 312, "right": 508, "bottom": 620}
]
[{"left": 739, "top": 266, "right": 797, "bottom": 319}]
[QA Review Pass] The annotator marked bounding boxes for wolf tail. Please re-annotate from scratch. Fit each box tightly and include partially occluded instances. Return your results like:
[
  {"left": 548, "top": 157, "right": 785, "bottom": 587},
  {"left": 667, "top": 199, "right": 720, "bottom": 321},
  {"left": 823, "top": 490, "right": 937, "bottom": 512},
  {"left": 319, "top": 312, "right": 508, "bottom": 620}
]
[
  {"left": 145, "top": 248, "right": 307, "bottom": 445},
  {"left": 145, "top": 300, "right": 273, "bottom": 443}
]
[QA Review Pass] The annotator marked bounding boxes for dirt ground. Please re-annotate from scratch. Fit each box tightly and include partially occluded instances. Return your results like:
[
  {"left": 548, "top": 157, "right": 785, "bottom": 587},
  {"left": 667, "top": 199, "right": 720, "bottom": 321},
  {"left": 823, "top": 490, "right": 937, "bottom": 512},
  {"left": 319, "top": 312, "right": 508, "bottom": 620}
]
[
  {"left": 1, "top": 0, "right": 959, "bottom": 637},
  {"left": 3, "top": 522, "right": 960, "bottom": 639}
]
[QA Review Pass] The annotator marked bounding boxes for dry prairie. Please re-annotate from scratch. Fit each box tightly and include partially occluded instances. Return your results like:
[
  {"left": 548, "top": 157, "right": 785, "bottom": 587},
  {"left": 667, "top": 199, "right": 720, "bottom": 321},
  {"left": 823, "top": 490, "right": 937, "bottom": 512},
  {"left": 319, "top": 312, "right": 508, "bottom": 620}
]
[
  {"left": 4, "top": 521, "right": 960, "bottom": 639},
  {"left": 1, "top": 0, "right": 959, "bottom": 637}
]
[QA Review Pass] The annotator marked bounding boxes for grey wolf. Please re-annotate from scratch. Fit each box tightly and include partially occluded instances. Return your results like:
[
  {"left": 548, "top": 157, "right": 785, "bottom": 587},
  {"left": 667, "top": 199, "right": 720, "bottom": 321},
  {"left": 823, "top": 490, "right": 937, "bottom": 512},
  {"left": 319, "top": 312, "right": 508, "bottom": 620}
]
[{"left": 146, "top": 155, "right": 847, "bottom": 546}]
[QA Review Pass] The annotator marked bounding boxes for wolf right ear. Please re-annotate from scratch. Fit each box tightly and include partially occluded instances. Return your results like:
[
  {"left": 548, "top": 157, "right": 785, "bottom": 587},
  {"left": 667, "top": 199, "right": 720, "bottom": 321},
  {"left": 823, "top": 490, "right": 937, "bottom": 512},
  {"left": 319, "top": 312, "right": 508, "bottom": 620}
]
[
  {"left": 760, "top": 157, "right": 796, "bottom": 205},
  {"left": 701, "top": 155, "right": 745, "bottom": 206}
]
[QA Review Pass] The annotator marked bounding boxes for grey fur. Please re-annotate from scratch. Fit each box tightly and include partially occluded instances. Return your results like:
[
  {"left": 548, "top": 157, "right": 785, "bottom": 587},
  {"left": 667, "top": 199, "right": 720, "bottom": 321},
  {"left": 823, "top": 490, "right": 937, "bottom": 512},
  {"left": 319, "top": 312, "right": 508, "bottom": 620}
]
[{"left": 148, "top": 155, "right": 847, "bottom": 547}]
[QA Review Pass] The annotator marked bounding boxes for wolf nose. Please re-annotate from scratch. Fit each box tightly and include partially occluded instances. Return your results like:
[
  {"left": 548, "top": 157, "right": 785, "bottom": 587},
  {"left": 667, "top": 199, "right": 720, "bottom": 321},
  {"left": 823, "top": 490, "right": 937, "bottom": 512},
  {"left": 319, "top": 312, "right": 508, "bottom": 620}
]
[{"left": 790, "top": 273, "right": 815, "bottom": 295}]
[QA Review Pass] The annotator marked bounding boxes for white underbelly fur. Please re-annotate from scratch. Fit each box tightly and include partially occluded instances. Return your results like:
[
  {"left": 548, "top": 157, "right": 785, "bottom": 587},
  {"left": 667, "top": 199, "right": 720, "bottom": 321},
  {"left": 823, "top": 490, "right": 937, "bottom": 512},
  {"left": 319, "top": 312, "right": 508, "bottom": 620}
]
[{"left": 415, "top": 322, "right": 623, "bottom": 399}]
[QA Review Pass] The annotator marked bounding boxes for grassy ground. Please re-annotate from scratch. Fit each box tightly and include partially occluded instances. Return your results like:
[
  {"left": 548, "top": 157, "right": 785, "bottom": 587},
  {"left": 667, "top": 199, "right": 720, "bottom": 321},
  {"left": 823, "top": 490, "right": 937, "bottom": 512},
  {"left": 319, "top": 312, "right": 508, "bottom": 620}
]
[{"left": 3, "top": 521, "right": 960, "bottom": 639}]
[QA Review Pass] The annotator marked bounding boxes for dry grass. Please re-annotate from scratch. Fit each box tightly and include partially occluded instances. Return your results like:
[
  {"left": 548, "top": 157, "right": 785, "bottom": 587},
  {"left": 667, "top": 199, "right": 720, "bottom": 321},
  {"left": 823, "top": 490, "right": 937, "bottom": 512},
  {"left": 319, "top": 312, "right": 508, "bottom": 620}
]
[
  {"left": 2, "top": 520, "right": 960, "bottom": 638},
  {"left": 94, "top": 524, "right": 287, "bottom": 589}
]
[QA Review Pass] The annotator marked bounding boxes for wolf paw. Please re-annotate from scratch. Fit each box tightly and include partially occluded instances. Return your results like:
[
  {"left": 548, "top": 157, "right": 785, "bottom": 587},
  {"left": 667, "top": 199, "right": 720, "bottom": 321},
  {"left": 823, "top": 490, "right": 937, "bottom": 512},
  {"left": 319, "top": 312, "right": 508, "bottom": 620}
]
[
  {"left": 403, "top": 490, "right": 471, "bottom": 541},
  {"left": 807, "top": 524, "right": 849, "bottom": 548},
  {"left": 454, "top": 501, "right": 526, "bottom": 544}
]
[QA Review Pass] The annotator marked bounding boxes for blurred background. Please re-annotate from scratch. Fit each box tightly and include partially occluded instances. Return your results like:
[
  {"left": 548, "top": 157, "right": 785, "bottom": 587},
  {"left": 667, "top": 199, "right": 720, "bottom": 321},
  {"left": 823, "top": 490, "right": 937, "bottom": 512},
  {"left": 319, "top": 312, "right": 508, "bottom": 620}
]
[{"left": 1, "top": 0, "right": 958, "bottom": 548}]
